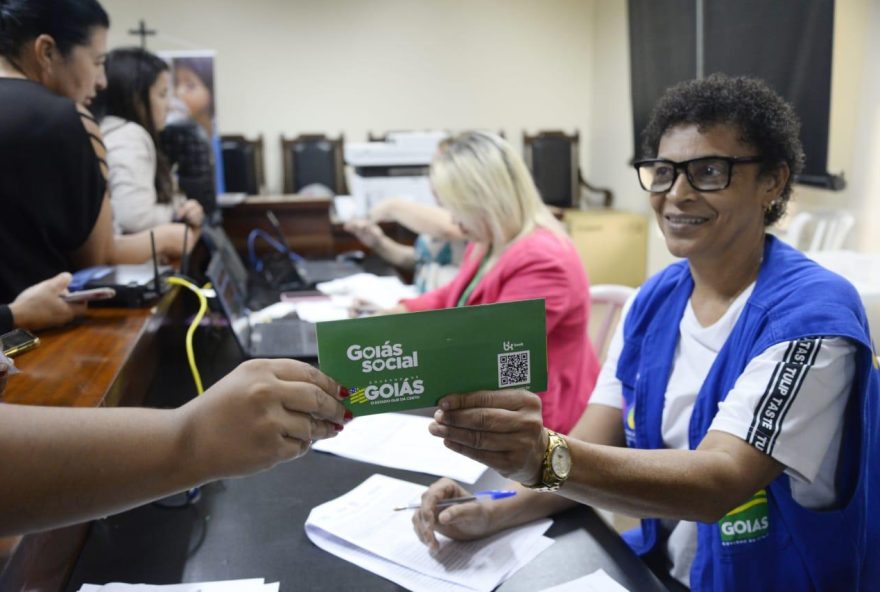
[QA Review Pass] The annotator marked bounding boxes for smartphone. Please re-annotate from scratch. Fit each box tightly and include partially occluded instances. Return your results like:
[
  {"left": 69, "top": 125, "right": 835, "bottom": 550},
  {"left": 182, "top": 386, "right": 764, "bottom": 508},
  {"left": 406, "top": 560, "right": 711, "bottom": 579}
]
[
  {"left": 0, "top": 328, "right": 41, "bottom": 357},
  {"left": 62, "top": 287, "right": 116, "bottom": 303}
]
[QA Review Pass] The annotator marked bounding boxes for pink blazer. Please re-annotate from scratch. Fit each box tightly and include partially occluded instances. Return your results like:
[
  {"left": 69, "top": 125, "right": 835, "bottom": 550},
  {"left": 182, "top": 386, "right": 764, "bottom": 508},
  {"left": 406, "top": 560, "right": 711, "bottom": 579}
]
[{"left": 401, "top": 228, "right": 599, "bottom": 433}]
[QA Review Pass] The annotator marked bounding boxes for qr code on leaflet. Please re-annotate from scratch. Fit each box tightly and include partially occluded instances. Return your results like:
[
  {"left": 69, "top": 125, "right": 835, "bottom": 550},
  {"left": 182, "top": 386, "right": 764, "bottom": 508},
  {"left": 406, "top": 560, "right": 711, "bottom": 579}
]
[{"left": 498, "top": 351, "right": 530, "bottom": 388}]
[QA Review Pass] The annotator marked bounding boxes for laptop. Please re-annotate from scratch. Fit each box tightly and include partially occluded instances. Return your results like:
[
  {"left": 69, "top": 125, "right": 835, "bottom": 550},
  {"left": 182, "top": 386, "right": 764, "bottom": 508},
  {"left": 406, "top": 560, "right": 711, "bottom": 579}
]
[
  {"left": 201, "top": 222, "right": 361, "bottom": 308},
  {"left": 206, "top": 252, "right": 319, "bottom": 360},
  {"left": 264, "top": 210, "right": 362, "bottom": 285}
]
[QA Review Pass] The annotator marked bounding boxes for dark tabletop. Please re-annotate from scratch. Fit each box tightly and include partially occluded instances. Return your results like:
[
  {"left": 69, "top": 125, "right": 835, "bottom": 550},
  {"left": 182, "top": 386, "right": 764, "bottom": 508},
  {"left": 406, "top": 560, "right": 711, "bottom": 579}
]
[{"left": 64, "top": 310, "right": 667, "bottom": 592}]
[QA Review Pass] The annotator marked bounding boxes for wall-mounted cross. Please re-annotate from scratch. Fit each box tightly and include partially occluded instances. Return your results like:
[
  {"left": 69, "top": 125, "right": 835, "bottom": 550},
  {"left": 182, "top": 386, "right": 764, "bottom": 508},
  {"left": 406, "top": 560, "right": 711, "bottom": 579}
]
[{"left": 128, "top": 19, "right": 157, "bottom": 49}]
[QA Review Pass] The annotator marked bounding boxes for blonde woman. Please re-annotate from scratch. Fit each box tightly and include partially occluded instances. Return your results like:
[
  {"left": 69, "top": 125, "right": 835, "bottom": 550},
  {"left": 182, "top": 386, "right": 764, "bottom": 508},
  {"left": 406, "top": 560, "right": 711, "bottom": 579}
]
[{"left": 383, "top": 131, "right": 600, "bottom": 433}]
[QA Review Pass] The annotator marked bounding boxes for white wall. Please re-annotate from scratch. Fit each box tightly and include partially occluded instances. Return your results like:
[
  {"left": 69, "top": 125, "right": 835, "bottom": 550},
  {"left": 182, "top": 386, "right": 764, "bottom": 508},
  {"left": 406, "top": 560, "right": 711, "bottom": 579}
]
[
  {"left": 103, "top": 0, "right": 596, "bottom": 195},
  {"left": 103, "top": 0, "right": 878, "bottom": 267}
]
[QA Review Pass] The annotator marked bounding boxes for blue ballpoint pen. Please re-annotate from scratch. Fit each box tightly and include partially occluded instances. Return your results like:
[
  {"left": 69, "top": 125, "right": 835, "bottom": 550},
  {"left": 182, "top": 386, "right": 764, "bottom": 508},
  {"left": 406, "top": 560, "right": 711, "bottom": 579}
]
[{"left": 393, "top": 490, "right": 517, "bottom": 511}]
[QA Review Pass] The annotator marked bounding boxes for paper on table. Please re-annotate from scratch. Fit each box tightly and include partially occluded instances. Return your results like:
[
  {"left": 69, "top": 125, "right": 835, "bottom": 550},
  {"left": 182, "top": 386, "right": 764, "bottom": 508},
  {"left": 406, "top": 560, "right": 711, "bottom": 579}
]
[
  {"left": 311, "top": 413, "right": 487, "bottom": 484},
  {"left": 308, "top": 526, "right": 479, "bottom": 592},
  {"left": 248, "top": 301, "right": 297, "bottom": 324},
  {"left": 294, "top": 298, "right": 350, "bottom": 323},
  {"left": 305, "top": 474, "right": 554, "bottom": 592},
  {"left": 78, "top": 578, "right": 277, "bottom": 592},
  {"left": 317, "top": 273, "right": 418, "bottom": 310},
  {"left": 538, "top": 569, "right": 631, "bottom": 592}
]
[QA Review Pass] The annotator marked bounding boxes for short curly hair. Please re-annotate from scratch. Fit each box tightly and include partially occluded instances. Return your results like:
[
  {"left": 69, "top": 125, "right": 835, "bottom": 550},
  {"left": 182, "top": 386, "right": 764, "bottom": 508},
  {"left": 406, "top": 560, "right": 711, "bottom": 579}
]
[{"left": 640, "top": 74, "right": 805, "bottom": 226}]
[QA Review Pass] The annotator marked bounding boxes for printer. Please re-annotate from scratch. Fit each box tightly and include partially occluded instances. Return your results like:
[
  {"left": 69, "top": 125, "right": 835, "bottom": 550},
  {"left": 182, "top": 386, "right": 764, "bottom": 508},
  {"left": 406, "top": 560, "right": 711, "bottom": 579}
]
[{"left": 343, "top": 131, "right": 448, "bottom": 218}]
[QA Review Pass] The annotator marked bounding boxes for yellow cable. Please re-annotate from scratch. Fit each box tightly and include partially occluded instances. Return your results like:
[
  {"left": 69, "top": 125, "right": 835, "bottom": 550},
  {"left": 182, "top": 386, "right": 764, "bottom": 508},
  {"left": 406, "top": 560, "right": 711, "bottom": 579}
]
[{"left": 166, "top": 276, "right": 208, "bottom": 395}]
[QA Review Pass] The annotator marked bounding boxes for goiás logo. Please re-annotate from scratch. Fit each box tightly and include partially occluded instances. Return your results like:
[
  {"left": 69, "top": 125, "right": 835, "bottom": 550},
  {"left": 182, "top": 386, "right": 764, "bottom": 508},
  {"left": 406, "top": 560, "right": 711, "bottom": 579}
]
[
  {"left": 346, "top": 341, "right": 423, "bottom": 406},
  {"left": 719, "top": 489, "right": 770, "bottom": 545},
  {"left": 347, "top": 379, "right": 425, "bottom": 405}
]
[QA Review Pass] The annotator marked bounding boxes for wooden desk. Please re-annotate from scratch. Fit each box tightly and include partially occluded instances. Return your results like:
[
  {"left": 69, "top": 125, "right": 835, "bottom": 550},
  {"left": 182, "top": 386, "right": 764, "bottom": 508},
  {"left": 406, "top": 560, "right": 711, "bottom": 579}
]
[
  {"left": 0, "top": 289, "right": 180, "bottom": 592},
  {"left": 222, "top": 194, "right": 335, "bottom": 257},
  {"left": 221, "top": 194, "right": 418, "bottom": 261}
]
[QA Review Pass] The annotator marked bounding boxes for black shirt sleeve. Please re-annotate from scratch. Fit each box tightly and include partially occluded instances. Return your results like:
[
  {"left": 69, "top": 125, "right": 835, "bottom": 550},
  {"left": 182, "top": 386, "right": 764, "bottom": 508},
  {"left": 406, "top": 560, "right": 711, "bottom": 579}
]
[
  {"left": 0, "top": 304, "right": 13, "bottom": 334},
  {"left": 47, "top": 105, "right": 106, "bottom": 253}
]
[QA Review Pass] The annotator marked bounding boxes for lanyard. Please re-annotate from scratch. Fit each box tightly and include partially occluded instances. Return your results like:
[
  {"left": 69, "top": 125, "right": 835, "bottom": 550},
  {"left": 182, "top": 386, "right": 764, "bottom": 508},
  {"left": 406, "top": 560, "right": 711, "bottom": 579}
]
[{"left": 456, "top": 252, "right": 491, "bottom": 307}]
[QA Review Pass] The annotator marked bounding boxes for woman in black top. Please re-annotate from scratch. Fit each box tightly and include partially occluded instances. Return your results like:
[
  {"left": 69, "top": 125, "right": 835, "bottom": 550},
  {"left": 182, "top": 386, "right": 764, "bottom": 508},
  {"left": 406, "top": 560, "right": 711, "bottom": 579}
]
[
  {"left": 0, "top": 0, "right": 350, "bottom": 539},
  {"left": 0, "top": 0, "right": 190, "bottom": 303}
]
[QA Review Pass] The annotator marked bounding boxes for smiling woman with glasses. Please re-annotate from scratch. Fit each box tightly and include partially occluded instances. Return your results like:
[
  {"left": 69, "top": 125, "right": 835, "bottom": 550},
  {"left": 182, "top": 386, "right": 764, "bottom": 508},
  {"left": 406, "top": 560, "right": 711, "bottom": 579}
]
[{"left": 410, "top": 74, "right": 879, "bottom": 592}]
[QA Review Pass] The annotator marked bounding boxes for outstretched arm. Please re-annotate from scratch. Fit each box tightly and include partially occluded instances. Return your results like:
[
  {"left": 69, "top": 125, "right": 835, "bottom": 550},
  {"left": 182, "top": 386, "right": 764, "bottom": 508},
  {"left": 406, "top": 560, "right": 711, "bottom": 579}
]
[
  {"left": 370, "top": 199, "right": 465, "bottom": 241},
  {"left": 431, "top": 390, "right": 783, "bottom": 523},
  {"left": 0, "top": 359, "right": 347, "bottom": 536},
  {"left": 413, "top": 402, "right": 625, "bottom": 550}
]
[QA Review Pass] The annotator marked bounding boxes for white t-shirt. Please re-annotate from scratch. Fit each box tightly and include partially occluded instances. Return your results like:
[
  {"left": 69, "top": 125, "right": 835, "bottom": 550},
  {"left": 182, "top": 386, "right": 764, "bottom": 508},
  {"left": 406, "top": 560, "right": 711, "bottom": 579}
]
[{"left": 589, "top": 284, "right": 856, "bottom": 587}]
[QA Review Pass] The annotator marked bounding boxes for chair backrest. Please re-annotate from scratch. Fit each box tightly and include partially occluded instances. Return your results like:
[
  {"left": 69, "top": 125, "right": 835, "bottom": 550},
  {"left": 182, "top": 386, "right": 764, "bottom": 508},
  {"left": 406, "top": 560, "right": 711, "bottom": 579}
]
[
  {"left": 784, "top": 209, "right": 855, "bottom": 251},
  {"left": 221, "top": 134, "right": 264, "bottom": 195},
  {"left": 522, "top": 130, "right": 580, "bottom": 208},
  {"left": 281, "top": 133, "right": 346, "bottom": 195},
  {"left": 589, "top": 284, "right": 636, "bottom": 362}
]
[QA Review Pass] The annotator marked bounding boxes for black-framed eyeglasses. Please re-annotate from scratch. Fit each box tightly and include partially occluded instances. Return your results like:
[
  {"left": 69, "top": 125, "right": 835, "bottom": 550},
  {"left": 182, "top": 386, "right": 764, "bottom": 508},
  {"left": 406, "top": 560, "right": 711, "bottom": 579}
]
[{"left": 633, "top": 155, "right": 764, "bottom": 193}]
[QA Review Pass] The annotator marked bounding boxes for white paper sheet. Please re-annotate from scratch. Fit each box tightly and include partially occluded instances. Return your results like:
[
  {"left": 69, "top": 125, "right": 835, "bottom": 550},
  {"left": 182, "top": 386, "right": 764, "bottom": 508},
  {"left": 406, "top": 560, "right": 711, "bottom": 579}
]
[
  {"left": 311, "top": 413, "right": 487, "bottom": 484},
  {"left": 316, "top": 273, "right": 418, "bottom": 310},
  {"left": 538, "top": 569, "right": 631, "bottom": 592},
  {"left": 78, "top": 578, "right": 276, "bottom": 592},
  {"left": 293, "top": 298, "right": 351, "bottom": 323},
  {"left": 305, "top": 474, "right": 554, "bottom": 592}
]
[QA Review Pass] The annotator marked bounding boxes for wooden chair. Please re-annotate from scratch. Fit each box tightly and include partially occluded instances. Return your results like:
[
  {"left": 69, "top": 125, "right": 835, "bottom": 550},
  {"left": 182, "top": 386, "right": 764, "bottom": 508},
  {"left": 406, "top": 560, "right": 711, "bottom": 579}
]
[
  {"left": 523, "top": 130, "right": 613, "bottom": 209},
  {"left": 280, "top": 133, "right": 346, "bottom": 195},
  {"left": 220, "top": 134, "right": 264, "bottom": 195}
]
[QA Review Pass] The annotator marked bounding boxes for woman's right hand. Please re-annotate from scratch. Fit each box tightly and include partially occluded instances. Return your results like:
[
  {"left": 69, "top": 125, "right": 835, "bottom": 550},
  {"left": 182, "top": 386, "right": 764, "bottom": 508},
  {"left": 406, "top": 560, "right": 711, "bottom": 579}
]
[
  {"left": 176, "top": 359, "right": 349, "bottom": 482},
  {"left": 175, "top": 199, "right": 205, "bottom": 228},
  {"left": 343, "top": 219, "right": 385, "bottom": 249},
  {"left": 412, "top": 478, "right": 500, "bottom": 551},
  {"left": 9, "top": 272, "right": 83, "bottom": 330}
]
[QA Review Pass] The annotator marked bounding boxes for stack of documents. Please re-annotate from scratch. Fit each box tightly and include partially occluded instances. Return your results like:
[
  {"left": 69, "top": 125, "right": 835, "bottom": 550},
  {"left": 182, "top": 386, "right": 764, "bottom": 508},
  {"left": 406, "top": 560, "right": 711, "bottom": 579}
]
[
  {"left": 77, "top": 579, "right": 278, "bottom": 591},
  {"left": 311, "top": 413, "right": 487, "bottom": 484},
  {"left": 305, "top": 474, "right": 554, "bottom": 592}
]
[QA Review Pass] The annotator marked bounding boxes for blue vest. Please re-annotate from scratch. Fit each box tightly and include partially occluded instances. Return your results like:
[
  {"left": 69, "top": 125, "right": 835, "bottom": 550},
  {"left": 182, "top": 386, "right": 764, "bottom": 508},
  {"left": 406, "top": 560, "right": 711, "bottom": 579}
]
[{"left": 617, "top": 236, "right": 880, "bottom": 591}]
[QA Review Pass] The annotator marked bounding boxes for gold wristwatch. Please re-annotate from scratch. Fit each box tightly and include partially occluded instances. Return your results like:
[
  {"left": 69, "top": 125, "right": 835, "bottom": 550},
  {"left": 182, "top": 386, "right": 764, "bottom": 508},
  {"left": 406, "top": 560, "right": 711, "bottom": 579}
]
[{"left": 523, "top": 429, "right": 571, "bottom": 492}]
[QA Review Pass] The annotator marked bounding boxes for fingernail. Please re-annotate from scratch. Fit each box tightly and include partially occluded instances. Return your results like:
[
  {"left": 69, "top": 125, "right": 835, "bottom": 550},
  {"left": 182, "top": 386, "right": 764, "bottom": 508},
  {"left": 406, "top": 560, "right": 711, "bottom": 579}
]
[
  {"left": 440, "top": 399, "right": 450, "bottom": 410},
  {"left": 344, "top": 410, "right": 353, "bottom": 422},
  {"left": 334, "top": 423, "right": 344, "bottom": 432},
  {"left": 433, "top": 409, "right": 443, "bottom": 422},
  {"left": 338, "top": 385, "right": 350, "bottom": 399}
]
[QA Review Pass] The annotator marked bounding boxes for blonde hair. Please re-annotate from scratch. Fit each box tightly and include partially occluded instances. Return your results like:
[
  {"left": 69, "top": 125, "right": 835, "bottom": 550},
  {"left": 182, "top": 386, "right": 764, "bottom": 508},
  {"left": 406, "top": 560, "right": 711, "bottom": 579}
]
[{"left": 430, "top": 131, "right": 566, "bottom": 253}]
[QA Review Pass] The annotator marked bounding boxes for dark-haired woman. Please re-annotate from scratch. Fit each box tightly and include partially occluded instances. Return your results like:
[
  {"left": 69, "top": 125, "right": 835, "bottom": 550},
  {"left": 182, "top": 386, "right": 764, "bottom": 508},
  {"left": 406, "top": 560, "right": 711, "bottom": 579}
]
[
  {"left": 0, "top": 0, "right": 189, "bottom": 303},
  {"left": 413, "top": 75, "right": 879, "bottom": 591},
  {"left": 97, "top": 47, "right": 204, "bottom": 233},
  {"left": 0, "top": 1, "right": 351, "bottom": 539}
]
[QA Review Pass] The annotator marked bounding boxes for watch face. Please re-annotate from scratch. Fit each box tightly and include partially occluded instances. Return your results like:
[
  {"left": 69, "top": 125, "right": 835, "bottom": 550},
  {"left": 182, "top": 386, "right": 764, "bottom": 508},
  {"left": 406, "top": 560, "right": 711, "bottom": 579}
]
[{"left": 550, "top": 444, "right": 571, "bottom": 478}]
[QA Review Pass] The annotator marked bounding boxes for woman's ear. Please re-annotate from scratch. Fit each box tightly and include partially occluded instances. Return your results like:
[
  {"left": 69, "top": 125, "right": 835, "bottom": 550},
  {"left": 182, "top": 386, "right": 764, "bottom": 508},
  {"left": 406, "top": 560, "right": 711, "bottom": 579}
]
[
  {"left": 760, "top": 162, "right": 790, "bottom": 206},
  {"left": 32, "top": 34, "right": 57, "bottom": 73}
]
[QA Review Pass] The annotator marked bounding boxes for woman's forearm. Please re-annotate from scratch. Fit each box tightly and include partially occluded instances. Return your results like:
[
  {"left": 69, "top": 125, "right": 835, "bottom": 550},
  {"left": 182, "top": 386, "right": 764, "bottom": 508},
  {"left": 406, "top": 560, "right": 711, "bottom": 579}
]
[
  {"left": 487, "top": 483, "right": 577, "bottom": 532},
  {"left": 374, "top": 235, "right": 417, "bottom": 269},
  {"left": 0, "top": 404, "right": 194, "bottom": 536},
  {"left": 559, "top": 431, "right": 783, "bottom": 523}
]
